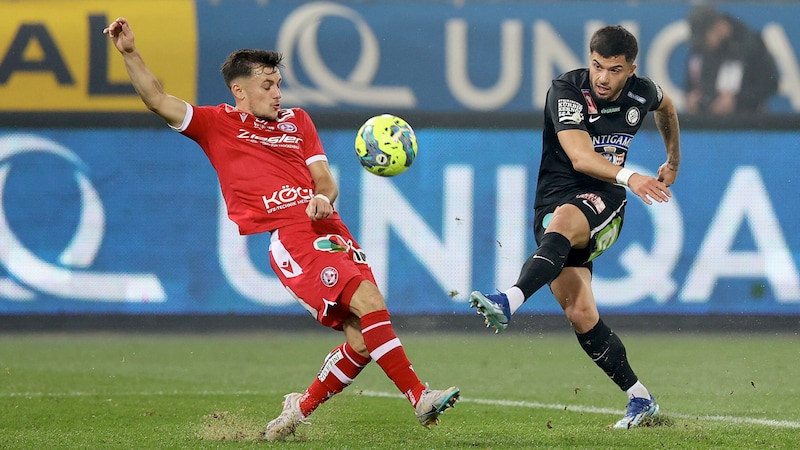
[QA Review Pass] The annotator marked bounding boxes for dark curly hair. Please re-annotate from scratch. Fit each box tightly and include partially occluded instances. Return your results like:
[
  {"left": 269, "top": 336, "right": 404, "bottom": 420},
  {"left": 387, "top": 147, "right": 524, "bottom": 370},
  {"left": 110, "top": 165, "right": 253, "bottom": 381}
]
[
  {"left": 589, "top": 25, "right": 638, "bottom": 63},
  {"left": 220, "top": 50, "right": 284, "bottom": 88}
]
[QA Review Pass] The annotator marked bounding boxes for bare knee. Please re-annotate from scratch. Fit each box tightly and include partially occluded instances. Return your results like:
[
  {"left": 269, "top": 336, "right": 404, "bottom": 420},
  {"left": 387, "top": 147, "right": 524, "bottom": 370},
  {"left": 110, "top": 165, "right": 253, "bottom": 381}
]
[
  {"left": 342, "top": 316, "right": 370, "bottom": 357},
  {"left": 564, "top": 303, "right": 599, "bottom": 334},
  {"left": 551, "top": 268, "right": 599, "bottom": 334}
]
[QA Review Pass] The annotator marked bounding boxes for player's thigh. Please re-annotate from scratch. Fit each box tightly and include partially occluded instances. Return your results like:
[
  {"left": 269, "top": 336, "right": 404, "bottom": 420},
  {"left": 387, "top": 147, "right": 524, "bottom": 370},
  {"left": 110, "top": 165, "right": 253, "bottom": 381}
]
[
  {"left": 550, "top": 267, "right": 599, "bottom": 333},
  {"left": 544, "top": 204, "right": 591, "bottom": 248},
  {"left": 347, "top": 279, "right": 387, "bottom": 317}
]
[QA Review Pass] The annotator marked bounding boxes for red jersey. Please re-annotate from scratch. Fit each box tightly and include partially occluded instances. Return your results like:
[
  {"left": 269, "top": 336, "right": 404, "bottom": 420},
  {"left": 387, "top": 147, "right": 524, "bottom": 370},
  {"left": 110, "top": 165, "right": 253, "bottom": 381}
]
[{"left": 174, "top": 103, "right": 335, "bottom": 234}]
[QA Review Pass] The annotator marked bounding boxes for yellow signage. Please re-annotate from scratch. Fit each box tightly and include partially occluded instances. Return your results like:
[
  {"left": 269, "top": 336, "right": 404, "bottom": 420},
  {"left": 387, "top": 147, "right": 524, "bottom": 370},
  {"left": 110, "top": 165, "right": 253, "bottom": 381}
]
[{"left": 0, "top": 0, "right": 197, "bottom": 111}]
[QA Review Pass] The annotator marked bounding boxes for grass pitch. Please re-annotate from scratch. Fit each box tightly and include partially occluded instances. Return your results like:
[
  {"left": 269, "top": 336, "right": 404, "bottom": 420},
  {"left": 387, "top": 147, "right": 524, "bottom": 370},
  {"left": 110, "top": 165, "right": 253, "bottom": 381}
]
[{"left": 1, "top": 326, "right": 798, "bottom": 449}]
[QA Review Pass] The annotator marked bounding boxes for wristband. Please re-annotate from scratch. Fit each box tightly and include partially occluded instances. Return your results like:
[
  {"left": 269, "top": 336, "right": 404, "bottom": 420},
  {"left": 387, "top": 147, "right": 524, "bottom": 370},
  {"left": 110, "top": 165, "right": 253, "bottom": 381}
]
[
  {"left": 615, "top": 168, "right": 635, "bottom": 186},
  {"left": 314, "top": 193, "right": 331, "bottom": 204}
]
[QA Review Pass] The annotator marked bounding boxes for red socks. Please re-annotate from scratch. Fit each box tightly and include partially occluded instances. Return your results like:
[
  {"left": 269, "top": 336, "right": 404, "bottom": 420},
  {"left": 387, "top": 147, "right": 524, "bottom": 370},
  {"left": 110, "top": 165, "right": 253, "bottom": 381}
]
[
  {"left": 360, "top": 309, "right": 426, "bottom": 406},
  {"left": 298, "top": 310, "right": 426, "bottom": 416},
  {"left": 299, "top": 342, "right": 370, "bottom": 417}
]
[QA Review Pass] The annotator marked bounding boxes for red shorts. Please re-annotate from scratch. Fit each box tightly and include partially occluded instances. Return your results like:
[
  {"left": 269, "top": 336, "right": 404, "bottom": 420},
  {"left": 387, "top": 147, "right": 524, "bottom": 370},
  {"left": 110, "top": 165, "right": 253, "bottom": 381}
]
[{"left": 269, "top": 218, "right": 376, "bottom": 330}]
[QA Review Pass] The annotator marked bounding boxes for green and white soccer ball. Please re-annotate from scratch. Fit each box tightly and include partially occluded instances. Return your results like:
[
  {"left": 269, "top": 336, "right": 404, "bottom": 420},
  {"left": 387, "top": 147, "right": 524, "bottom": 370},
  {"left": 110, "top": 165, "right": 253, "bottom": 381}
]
[{"left": 354, "top": 114, "right": 418, "bottom": 177}]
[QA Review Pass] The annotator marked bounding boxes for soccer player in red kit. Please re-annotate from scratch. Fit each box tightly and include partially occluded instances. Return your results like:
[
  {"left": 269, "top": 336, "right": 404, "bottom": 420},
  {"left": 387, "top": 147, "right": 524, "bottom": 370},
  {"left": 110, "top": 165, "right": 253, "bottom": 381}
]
[{"left": 104, "top": 18, "right": 459, "bottom": 441}]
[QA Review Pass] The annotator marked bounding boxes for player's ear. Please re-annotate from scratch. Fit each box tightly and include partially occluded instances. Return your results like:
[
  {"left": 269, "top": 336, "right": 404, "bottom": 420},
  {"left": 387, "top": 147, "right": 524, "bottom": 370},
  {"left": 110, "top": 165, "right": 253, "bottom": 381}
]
[
  {"left": 628, "top": 63, "right": 637, "bottom": 77},
  {"left": 230, "top": 82, "right": 245, "bottom": 101}
]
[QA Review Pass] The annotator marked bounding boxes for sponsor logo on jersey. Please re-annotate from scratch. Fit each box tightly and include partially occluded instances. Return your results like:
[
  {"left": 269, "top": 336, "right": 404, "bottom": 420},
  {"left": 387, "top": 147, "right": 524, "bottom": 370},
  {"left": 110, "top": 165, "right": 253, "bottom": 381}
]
[
  {"left": 581, "top": 89, "right": 598, "bottom": 114},
  {"left": 253, "top": 118, "right": 271, "bottom": 130},
  {"left": 592, "top": 133, "right": 632, "bottom": 166},
  {"left": 237, "top": 129, "right": 303, "bottom": 148},
  {"left": 591, "top": 133, "right": 633, "bottom": 148},
  {"left": 577, "top": 192, "right": 606, "bottom": 214},
  {"left": 626, "top": 91, "right": 646, "bottom": 104},
  {"left": 313, "top": 234, "right": 368, "bottom": 264},
  {"left": 600, "top": 106, "right": 620, "bottom": 114},
  {"left": 276, "top": 108, "right": 296, "bottom": 121},
  {"left": 557, "top": 98, "right": 583, "bottom": 124},
  {"left": 262, "top": 184, "right": 314, "bottom": 213}
]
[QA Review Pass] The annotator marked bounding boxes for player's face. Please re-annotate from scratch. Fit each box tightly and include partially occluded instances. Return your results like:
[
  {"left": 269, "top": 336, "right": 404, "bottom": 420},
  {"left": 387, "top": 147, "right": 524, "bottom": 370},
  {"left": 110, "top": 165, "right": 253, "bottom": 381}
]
[
  {"left": 234, "top": 65, "right": 282, "bottom": 120},
  {"left": 588, "top": 52, "right": 635, "bottom": 102}
]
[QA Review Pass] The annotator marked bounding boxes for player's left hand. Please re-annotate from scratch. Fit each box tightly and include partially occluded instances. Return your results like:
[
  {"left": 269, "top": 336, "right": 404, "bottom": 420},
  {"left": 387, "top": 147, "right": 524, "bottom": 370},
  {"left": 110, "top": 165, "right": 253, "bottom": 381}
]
[
  {"left": 306, "top": 196, "right": 333, "bottom": 221},
  {"left": 628, "top": 174, "right": 671, "bottom": 205}
]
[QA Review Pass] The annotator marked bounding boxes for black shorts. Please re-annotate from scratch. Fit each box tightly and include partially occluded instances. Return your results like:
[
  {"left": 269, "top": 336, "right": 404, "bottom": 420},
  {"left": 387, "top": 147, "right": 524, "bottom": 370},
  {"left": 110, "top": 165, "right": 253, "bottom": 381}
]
[{"left": 533, "top": 191, "right": 626, "bottom": 270}]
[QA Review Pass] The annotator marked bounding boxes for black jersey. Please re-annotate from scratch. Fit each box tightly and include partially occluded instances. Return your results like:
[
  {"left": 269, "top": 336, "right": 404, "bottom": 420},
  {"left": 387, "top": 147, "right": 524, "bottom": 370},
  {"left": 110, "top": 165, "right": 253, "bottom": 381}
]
[{"left": 535, "top": 68, "right": 663, "bottom": 209}]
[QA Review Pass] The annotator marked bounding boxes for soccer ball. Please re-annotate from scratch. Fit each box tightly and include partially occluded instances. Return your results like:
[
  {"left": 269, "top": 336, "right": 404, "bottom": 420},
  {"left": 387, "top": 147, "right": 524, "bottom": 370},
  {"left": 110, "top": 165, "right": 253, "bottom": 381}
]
[{"left": 354, "top": 114, "right": 418, "bottom": 177}]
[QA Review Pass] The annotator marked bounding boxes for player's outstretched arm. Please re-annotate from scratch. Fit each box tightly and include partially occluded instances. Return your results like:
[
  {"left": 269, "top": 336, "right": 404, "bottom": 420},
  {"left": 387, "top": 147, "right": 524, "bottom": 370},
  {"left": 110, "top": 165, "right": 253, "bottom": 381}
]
[
  {"left": 557, "top": 129, "right": 671, "bottom": 205},
  {"left": 103, "top": 18, "right": 187, "bottom": 128}
]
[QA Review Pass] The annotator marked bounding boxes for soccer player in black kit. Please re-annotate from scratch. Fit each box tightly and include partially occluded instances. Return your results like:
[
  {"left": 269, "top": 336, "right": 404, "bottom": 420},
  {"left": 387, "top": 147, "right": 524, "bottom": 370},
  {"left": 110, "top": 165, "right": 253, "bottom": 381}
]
[{"left": 470, "top": 25, "right": 681, "bottom": 428}]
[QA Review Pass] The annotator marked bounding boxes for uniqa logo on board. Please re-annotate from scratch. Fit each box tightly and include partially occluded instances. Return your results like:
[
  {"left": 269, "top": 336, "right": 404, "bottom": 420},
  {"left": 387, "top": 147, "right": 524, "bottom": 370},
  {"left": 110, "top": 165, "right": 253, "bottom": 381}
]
[
  {"left": 0, "top": 134, "right": 165, "bottom": 303},
  {"left": 275, "top": 2, "right": 416, "bottom": 108}
]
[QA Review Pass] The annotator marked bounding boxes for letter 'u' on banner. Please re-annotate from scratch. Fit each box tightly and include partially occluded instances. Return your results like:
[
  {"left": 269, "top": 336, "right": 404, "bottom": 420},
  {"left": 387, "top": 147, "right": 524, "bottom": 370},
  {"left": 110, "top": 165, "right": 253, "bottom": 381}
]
[{"left": 0, "top": 0, "right": 197, "bottom": 112}]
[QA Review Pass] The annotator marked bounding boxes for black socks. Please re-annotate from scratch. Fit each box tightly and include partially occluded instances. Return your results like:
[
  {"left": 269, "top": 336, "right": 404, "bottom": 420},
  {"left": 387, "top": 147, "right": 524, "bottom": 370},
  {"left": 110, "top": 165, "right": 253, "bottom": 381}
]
[
  {"left": 576, "top": 318, "right": 638, "bottom": 391},
  {"left": 515, "top": 232, "right": 571, "bottom": 299}
]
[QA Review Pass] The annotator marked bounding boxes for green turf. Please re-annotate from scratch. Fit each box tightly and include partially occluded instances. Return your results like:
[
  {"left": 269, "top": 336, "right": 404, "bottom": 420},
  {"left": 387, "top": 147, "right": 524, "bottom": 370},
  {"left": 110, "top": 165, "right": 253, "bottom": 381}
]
[{"left": 1, "top": 329, "right": 798, "bottom": 449}]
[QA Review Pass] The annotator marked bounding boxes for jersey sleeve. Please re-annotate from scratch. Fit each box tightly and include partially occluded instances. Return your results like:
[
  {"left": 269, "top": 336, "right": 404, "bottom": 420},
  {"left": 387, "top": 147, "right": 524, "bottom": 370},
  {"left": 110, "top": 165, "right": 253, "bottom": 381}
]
[
  {"left": 169, "top": 102, "right": 215, "bottom": 145},
  {"left": 639, "top": 77, "right": 664, "bottom": 112},
  {"left": 547, "top": 79, "right": 589, "bottom": 133},
  {"left": 294, "top": 108, "right": 327, "bottom": 165}
]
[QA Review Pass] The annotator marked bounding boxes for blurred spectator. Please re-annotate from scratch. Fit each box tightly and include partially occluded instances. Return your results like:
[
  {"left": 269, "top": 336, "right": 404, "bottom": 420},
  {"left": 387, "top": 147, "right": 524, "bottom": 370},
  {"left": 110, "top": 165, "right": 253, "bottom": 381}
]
[{"left": 685, "top": 5, "right": 778, "bottom": 115}]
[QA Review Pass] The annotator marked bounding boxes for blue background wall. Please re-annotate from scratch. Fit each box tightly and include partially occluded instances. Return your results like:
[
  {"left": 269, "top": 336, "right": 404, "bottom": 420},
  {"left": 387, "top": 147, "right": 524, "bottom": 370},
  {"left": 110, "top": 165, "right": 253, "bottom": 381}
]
[
  {"left": 1, "top": 1, "right": 798, "bottom": 316},
  {"left": 1, "top": 128, "right": 797, "bottom": 315}
]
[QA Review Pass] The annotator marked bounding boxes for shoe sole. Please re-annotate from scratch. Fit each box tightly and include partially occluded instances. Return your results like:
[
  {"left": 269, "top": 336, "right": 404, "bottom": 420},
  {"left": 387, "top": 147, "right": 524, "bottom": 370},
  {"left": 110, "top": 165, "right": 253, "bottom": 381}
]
[
  {"left": 417, "top": 387, "right": 461, "bottom": 428},
  {"left": 469, "top": 291, "right": 508, "bottom": 333}
]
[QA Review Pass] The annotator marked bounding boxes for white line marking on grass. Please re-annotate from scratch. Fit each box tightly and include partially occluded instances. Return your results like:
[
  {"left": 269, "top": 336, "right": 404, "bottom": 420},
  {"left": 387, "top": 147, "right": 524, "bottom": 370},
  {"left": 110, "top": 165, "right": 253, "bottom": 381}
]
[
  {"left": 359, "top": 390, "right": 800, "bottom": 429},
  {"left": 5, "top": 389, "right": 799, "bottom": 429}
]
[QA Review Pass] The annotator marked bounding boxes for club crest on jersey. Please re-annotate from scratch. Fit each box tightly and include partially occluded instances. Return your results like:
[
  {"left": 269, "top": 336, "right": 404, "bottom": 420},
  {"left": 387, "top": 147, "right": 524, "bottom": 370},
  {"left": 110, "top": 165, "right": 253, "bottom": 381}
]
[
  {"left": 320, "top": 266, "right": 339, "bottom": 287},
  {"left": 278, "top": 122, "right": 297, "bottom": 133},
  {"left": 625, "top": 107, "right": 641, "bottom": 126}
]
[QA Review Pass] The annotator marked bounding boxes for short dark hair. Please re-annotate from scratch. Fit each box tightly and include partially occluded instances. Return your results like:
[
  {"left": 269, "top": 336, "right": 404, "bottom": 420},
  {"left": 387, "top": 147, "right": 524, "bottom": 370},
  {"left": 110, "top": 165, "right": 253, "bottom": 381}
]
[
  {"left": 220, "top": 49, "right": 284, "bottom": 87},
  {"left": 589, "top": 25, "right": 638, "bottom": 63}
]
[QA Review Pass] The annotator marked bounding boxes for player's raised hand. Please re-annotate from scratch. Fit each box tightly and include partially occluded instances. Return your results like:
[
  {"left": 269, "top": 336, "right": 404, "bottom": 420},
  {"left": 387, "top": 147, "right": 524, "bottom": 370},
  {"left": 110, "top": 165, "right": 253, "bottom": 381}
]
[
  {"left": 103, "top": 18, "right": 135, "bottom": 54},
  {"left": 656, "top": 161, "right": 679, "bottom": 187},
  {"left": 627, "top": 173, "right": 671, "bottom": 205}
]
